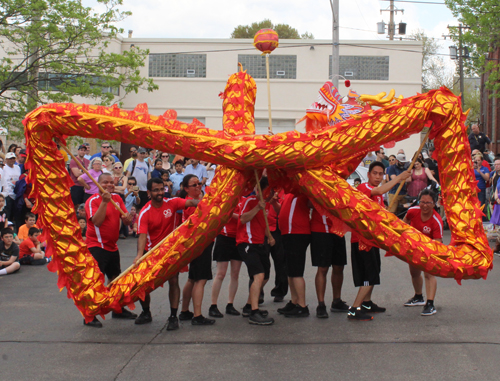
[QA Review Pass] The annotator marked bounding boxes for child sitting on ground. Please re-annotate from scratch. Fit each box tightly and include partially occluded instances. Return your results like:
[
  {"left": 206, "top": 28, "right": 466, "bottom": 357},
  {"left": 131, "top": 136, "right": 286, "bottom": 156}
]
[
  {"left": 18, "top": 227, "right": 50, "bottom": 265},
  {"left": 17, "top": 212, "right": 37, "bottom": 241},
  {"left": 78, "top": 217, "right": 87, "bottom": 241},
  {"left": 0, "top": 228, "right": 20, "bottom": 275},
  {"left": 0, "top": 195, "right": 9, "bottom": 229}
]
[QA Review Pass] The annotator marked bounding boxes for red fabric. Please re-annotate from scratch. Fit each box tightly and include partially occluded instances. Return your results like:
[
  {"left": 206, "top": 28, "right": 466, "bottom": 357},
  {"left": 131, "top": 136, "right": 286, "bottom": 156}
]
[
  {"left": 278, "top": 194, "right": 311, "bottom": 235},
  {"left": 406, "top": 206, "right": 443, "bottom": 240},
  {"left": 137, "top": 198, "right": 187, "bottom": 251},
  {"left": 267, "top": 189, "right": 284, "bottom": 232},
  {"left": 351, "top": 183, "right": 384, "bottom": 243},
  {"left": 310, "top": 207, "right": 332, "bottom": 233},
  {"left": 19, "top": 238, "right": 35, "bottom": 259},
  {"left": 236, "top": 195, "right": 266, "bottom": 245},
  {"left": 221, "top": 203, "right": 240, "bottom": 238},
  {"left": 85, "top": 194, "right": 126, "bottom": 251},
  {"left": 183, "top": 196, "right": 197, "bottom": 222}
]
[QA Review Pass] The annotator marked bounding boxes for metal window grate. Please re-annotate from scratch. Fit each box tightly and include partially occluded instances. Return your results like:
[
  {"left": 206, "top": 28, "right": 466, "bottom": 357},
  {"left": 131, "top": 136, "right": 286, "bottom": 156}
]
[
  {"left": 329, "top": 56, "right": 389, "bottom": 81},
  {"left": 238, "top": 55, "right": 297, "bottom": 79},
  {"left": 149, "top": 54, "right": 207, "bottom": 78}
]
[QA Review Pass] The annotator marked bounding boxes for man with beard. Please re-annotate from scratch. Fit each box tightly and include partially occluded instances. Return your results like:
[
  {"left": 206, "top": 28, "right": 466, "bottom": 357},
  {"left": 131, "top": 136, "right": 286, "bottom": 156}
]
[{"left": 123, "top": 146, "right": 138, "bottom": 175}]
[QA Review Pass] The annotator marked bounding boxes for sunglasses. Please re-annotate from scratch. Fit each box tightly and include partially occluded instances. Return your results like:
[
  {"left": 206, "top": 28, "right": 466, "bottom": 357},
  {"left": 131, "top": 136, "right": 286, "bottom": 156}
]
[
  {"left": 188, "top": 182, "right": 203, "bottom": 187},
  {"left": 130, "top": 149, "right": 137, "bottom": 153},
  {"left": 102, "top": 146, "right": 110, "bottom": 148},
  {"left": 128, "top": 182, "right": 136, "bottom": 185},
  {"left": 114, "top": 166, "right": 122, "bottom": 170},
  {"left": 161, "top": 155, "right": 168, "bottom": 158}
]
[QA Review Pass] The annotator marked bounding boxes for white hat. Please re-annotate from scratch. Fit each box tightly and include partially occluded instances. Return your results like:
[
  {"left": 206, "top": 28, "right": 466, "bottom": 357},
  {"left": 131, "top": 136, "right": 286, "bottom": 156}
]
[
  {"left": 396, "top": 153, "right": 408, "bottom": 163},
  {"left": 5, "top": 152, "right": 15, "bottom": 159}
]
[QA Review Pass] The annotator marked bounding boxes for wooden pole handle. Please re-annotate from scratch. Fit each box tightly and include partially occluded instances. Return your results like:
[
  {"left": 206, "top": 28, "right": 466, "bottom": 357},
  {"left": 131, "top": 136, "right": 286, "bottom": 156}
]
[
  {"left": 254, "top": 170, "right": 272, "bottom": 240},
  {"left": 56, "top": 139, "right": 126, "bottom": 216},
  {"left": 265, "top": 54, "right": 273, "bottom": 135}
]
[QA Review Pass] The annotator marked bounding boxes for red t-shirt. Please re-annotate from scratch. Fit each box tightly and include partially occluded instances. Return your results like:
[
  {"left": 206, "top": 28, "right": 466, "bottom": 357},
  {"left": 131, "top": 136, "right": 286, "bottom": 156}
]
[
  {"left": 310, "top": 207, "right": 333, "bottom": 233},
  {"left": 278, "top": 194, "right": 311, "bottom": 235},
  {"left": 85, "top": 193, "right": 127, "bottom": 251},
  {"left": 183, "top": 196, "right": 199, "bottom": 222},
  {"left": 405, "top": 206, "right": 443, "bottom": 240},
  {"left": 221, "top": 203, "right": 240, "bottom": 238},
  {"left": 138, "top": 198, "right": 187, "bottom": 251},
  {"left": 19, "top": 238, "right": 35, "bottom": 259},
  {"left": 267, "top": 190, "right": 285, "bottom": 232},
  {"left": 351, "top": 182, "right": 384, "bottom": 243},
  {"left": 236, "top": 195, "right": 266, "bottom": 245}
]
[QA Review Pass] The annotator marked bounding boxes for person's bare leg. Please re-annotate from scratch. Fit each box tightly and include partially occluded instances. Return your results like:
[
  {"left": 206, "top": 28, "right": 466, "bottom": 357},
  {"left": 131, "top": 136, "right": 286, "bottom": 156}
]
[
  {"left": 33, "top": 253, "right": 45, "bottom": 260},
  {"left": 228, "top": 260, "right": 242, "bottom": 304},
  {"left": 181, "top": 278, "right": 194, "bottom": 312},
  {"left": 409, "top": 264, "right": 423, "bottom": 295},
  {"left": 331, "top": 265, "right": 344, "bottom": 300},
  {"left": 211, "top": 262, "right": 228, "bottom": 305},
  {"left": 315, "top": 267, "right": 328, "bottom": 303},
  {"left": 352, "top": 285, "right": 374, "bottom": 307},
  {"left": 288, "top": 276, "right": 297, "bottom": 304},
  {"left": 168, "top": 274, "right": 180, "bottom": 309},
  {"left": 249, "top": 273, "right": 264, "bottom": 310},
  {"left": 192, "top": 279, "right": 207, "bottom": 317},
  {"left": 424, "top": 273, "right": 437, "bottom": 301},
  {"left": 291, "top": 277, "right": 306, "bottom": 307}
]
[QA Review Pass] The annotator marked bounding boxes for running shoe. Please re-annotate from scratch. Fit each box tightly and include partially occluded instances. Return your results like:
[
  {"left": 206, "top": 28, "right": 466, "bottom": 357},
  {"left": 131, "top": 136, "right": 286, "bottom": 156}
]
[
  {"left": 284, "top": 305, "right": 310, "bottom": 318},
  {"left": 330, "top": 299, "right": 350, "bottom": 312},
  {"left": 112, "top": 308, "right": 137, "bottom": 319},
  {"left": 421, "top": 304, "right": 437, "bottom": 316},
  {"left": 316, "top": 304, "right": 329, "bottom": 318},
  {"left": 191, "top": 315, "right": 215, "bottom": 325},
  {"left": 209, "top": 305, "right": 224, "bottom": 318},
  {"left": 134, "top": 311, "right": 152, "bottom": 325},
  {"left": 249, "top": 311, "right": 275, "bottom": 326},
  {"left": 361, "top": 301, "right": 386, "bottom": 313},
  {"left": 225, "top": 304, "right": 241, "bottom": 316},
  {"left": 347, "top": 307, "right": 373, "bottom": 321},
  {"left": 277, "top": 301, "right": 295, "bottom": 314},
  {"left": 404, "top": 295, "right": 426, "bottom": 307},
  {"left": 178, "top": 310, "right": 194, "bottom": 321},
  {"left": 166, "top": 316, "right": 179, "bottom": 331}
]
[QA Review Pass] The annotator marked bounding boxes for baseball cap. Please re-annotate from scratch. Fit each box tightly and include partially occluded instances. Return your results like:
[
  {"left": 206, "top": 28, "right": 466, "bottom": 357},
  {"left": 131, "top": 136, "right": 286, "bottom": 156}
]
[
  {"left": 78, "top": 144, "right": 86, "bottom": 150},
  {"left": 137, "top": 147, "right": 147, "bottom": 154},
  {"left": 396, "top": 153, "right": 408, "bottom": 163},
  {"left": 19, "top": 149, "right": 26, "bottom": 157},
  {"left": 5, "top": 152, "right": 15, "bottom": 159}
]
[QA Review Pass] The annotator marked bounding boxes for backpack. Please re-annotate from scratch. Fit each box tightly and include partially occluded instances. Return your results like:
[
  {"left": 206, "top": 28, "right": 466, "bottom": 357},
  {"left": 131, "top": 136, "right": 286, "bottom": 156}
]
[{"left": 130, "top": 160, "right": 150, "bottom": 176}]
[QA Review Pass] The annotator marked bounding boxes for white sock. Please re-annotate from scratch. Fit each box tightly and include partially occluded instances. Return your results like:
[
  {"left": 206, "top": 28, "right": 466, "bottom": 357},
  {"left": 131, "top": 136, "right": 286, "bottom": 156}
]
[{"left": 0, "top": 268, "right": 7, "bottom": 275}]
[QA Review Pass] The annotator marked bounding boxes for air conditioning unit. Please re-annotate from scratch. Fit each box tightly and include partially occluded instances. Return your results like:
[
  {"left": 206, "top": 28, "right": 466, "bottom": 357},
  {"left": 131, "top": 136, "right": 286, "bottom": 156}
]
[
  {"left": 344, "top": 71, "right": 354, "bottom": 77},
  {"left": 276, "top": 70, "right": 285, "bottom": 76},
  {"left": 187, "top": 69, "right": 195, "bottom": 75}
]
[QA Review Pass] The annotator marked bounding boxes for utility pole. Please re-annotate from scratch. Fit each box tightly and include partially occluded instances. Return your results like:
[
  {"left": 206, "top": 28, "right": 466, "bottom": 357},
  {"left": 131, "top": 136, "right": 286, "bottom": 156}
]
[
  {"left": 380, "top": 0, "right": 404, "bottom": 41},
  {"left": 329, "top": 0, "right": 339, "bottom": 88},
  {"left": 389, "top": 0, "right": 395, "bottom": 40},
  {"left": 458, "top": 23, "right": 465, "bottom": 110}
]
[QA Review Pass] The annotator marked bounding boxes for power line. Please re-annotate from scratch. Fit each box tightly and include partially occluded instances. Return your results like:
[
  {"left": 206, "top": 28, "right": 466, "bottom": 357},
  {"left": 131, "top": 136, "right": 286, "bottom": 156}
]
[{"left": 380, "top": 0, "right": 445, "bottom": 4}]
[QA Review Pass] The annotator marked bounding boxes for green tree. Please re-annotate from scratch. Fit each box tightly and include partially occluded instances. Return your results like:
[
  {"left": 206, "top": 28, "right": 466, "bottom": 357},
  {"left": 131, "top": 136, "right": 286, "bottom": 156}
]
[
  {"left": 410, "top": 29, "right": 454, "bottom": 92},
  {"left": 445, "top": 0, "right": 500, "bottom": 96},
  {"left": 231, "top": 19, "right": 314, "bottom": 39},
  {"left": 0, "top": 0, "right": 158, "bottom": 137}
]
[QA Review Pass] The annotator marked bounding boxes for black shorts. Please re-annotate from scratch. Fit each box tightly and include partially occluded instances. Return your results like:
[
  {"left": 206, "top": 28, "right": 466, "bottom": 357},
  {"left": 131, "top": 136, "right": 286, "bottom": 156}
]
[
  {"left": 137, "top": 191, "right": 148, "bottom": 212},
  {"left": 19, "top": 255, "right": 46, "bottom": 266},
  {"left": 351, "top": 242, "right": 381, "bottom": 287},
  {"left": 282, "top": 234, "right": 310, "bottom": 278},
  {"left": 237, "top": 243, "right": 271, "bottom": 280},
  {"left": 213, "top": 235, "right": 242, "bottom": 262},
  {"left": 188, "top": 242, "right": 214, "bottom": 281},
  {"left": 88, "top": 247, "right": 121, "bottom": 281},
  {"left": 310, "top": 232, "right": 347, "bottom": 267}
]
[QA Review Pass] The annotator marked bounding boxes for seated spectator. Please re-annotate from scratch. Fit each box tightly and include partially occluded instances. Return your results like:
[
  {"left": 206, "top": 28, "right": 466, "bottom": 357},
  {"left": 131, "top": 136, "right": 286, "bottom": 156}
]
[
  {"left": 0, "top": 228, "right": 20, "bottom": 275},
  {"left": 19, "top": 228, "right": 49, "bottom": 265},
  {"left": 17, "top": 212, "right": 37, "bottom": 241},
  {"left": 78, "top": 217, "right": 87, "bottom": 242},
  {"left": 128, "top": 206, "right": 138, "bottom": 237},
  {"left": 77, "top": 204, "right": 86, "bottom": 220},
  {"left": 0, "top": 194, "right": 9, "bottom": 229},
  {"left": 151, "top": 159, "right": 163, "bottom": 179},
  {"left": 353, "top": 178, "right": 361, "bottom": 188}
]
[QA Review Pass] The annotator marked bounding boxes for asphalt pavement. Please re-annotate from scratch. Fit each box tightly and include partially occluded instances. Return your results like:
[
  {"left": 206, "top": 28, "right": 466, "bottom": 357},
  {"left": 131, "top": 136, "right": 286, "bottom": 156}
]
[{"left": 1, "top": 231, "right": 499, "bottom": 381}]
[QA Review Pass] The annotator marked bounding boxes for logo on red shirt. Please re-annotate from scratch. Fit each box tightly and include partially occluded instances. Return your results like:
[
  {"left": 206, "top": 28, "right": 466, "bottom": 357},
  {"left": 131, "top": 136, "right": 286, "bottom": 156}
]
[{"left": 164, "top": 209, "right": 172, "bottom": 218}]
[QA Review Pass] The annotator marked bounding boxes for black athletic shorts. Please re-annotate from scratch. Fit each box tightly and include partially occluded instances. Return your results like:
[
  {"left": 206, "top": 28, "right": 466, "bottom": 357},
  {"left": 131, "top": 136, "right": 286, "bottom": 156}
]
[
  {"left": 237, "top": 243, "right": 271, "bottom": 280},
  {"left": 213, "top": 235, "right": 242, "bottom": 262},
  {"left": 310, "top": 232, "right": 347, "bottom": 267},
  {"left": 88, "top": 247, "right": 121, "bottom": 281},
  {"left": 188, "top": 242, "right": 214, "bottom": 281},
  {"left": 351, "top": 242, "right": 381, "bottom": 287},
  {"left": 282, "top": 233, "right": 310, "bottom": 278}
]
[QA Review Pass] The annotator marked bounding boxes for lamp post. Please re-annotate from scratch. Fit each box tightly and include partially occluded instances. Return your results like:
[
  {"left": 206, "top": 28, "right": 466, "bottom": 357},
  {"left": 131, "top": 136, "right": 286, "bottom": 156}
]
[{"left": 329, "top": 0, "right": 339, "bottom": 88}]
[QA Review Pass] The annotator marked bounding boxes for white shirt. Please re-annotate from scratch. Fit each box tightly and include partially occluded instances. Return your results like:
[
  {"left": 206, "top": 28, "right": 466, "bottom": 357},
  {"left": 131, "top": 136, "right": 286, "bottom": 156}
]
[
  {"left": 126, "top": 159, "right": 151, "bottom": 191},
  {"left": 2, "top": 164, "right": 21, "bottom": 199}
]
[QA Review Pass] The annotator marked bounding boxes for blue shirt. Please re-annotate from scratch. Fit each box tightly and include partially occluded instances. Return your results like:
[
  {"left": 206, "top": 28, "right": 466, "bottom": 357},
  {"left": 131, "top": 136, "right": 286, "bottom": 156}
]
[
  {"left": 151, "top": 169, "right": 162, "bottom": 179},
  {"left": 170, "top": 172, "right": 185, "bottom": 195},
  {"left": 90, "top": 152, "right": 120, "bottom": 162},
  {"left": 475, "top": 166, "right": 489, "bottom": 190},
  {"left": 387, "top": 164, "right": 407, "bottom": 194}
]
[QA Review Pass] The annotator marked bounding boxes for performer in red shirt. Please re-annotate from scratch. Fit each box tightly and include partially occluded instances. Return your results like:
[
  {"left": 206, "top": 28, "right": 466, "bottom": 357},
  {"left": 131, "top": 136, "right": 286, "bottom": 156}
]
[
  {"left": 403, "top": 189, "right": 443, "bottom": 316},
  {"left": 179, "top": 174, "right": 215, "bottom": 325},
  {"left": 84, "top": 173, "right": 135, "bottom": 328},
  {"left": 277, "top": 193, "right": 311, "bottom": 318},
  {"left": 236, "top": 177, "right": 275, "bottom": 325},
  {"left": 348, "top": 162, "right": 410, "bottom": 321},
  {"left": 267, "top": 190, "right": 287, "bottom": 303},
  {"left": 133, "top": 177, "right": 199, "bottom": 329},
  {"left": 310, "top": 206, "right": 349, "bottom": 318}
]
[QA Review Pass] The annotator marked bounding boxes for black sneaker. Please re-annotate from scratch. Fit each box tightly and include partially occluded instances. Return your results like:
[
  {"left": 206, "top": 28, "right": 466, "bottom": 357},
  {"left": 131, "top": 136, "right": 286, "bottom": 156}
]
[
  {"left": 273, "top": 295, "right": 284, "bottom": 303},
  {"left": 361, "top": 301, "right": 386, "bottom": 313},
  {"left": 112, "top": 308, "right": 138, "bottom": 319},
  {"left": 209, "top": 305, "right": 224, "bottom": 318},
  {"left": 135, "top": 311, "right": 152, "bottom": 325},
  {"left": 166, "top": 316, "right": 179, "bottom": 331},
  {"left": 242, "top": 304, "right": 252, "bottom": 317},
  {"left": 277, "top": 301, "right": 295, "bottom": 314},
  {"left": 191, "top": 315, "right": 216, "bottom": 325},
  {"left": 421, "top": 304, "right": 437, "bottom": 316},
  {"left": 330, "top": 299, "right": 350, "bottom": 312},
  {"left": 284, "top": 305, "right": 310, "bottom": 318},
  {"left": 179, "top": 310, "right": 194, "bottom": 321},
  {"left": 83, "top": 317, "right": 102, "bottom": 328},
  {"left": 225, "top": 304, "right": 241, "bottom": 316},
  {"left": 347, "top": 307, "right": 373, "bottom": 321},
  {"left": 249, "top": 311, "right": 275, "bottom": 325},
  {"left": 404, "top": 295, "right": 426, "bottom": 307},
  {"left": 316, "top": 304, "right": 329, "bottom": 318}
]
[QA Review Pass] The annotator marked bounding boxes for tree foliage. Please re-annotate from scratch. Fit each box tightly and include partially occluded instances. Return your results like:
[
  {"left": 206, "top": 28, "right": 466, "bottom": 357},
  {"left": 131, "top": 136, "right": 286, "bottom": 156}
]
[
  {"left": 231, "top": 19, "right": 314, "bottom": 39},
  {"left": 0, "top": 0, "right": 158, "bottom": 136},
  {"left": 410, "top": 29, "right": 454, "bottom": 92},
  {"left": 445, "top": 0, "right": 500, "bottom": 96}
]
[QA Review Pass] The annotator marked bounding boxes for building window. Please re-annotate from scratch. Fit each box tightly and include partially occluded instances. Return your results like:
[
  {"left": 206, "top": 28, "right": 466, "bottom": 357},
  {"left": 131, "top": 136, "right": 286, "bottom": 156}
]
[
  {"left": 329, "top": 56, "right": 389, "bottom": 81},
  {"left": 38, "top": 73, "right": 119, "bottom": 95},
  {"left": 238, "top": 55, "right": 297, "bottom": 79},
  {"left": 149, "top": 54, "right": 207, "bottom": 78}
]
